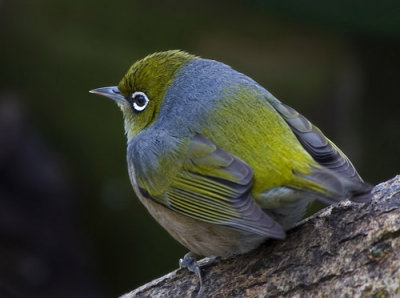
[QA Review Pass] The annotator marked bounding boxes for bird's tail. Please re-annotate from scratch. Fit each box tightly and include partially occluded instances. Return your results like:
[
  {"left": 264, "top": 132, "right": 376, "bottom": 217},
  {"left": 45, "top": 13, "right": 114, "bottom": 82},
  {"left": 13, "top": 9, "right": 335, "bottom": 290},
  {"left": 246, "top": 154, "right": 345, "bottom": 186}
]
[{"left": 296, "top": 167, "right": 373, "bottom": 204}]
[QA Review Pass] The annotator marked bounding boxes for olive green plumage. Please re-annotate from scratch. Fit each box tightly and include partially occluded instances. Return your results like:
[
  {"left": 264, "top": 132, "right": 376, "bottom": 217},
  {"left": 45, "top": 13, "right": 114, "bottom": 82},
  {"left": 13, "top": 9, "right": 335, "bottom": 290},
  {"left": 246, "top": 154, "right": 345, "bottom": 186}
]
[
  {"left": 118, "top": 50, "right": 196, "bottom": 138},
  {"left": 90, "top": 50, "right": 371, "bottom": 258}
]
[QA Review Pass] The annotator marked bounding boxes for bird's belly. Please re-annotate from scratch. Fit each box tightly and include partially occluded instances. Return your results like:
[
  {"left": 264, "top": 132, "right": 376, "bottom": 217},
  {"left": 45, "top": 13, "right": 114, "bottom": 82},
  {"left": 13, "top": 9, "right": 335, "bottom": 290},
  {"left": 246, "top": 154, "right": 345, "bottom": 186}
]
[{"left": 137, "top": 191, "right": 267, "bottom": 257}]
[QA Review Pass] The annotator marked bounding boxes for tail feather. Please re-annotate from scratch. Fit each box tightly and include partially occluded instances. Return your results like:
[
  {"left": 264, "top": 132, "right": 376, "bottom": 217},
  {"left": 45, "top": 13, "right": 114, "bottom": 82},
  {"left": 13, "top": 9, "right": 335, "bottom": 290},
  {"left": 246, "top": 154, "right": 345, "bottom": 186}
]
[
  {"left": 297, "top": 167, "right": 373, "bottom": 204},
  {"left": 271, "top": 99, "right": 372, "bottom": 203},
  {"left": 348, "top": 184, "right": 373, "bottom": 203}
]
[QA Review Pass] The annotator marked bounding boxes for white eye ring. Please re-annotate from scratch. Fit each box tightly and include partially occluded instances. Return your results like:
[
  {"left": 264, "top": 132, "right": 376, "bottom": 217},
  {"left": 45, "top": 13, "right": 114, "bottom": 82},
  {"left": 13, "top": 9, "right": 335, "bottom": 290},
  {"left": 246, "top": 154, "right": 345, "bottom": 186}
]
[{"left": 131, "top": 91, "right": 149, "bottom": 112}]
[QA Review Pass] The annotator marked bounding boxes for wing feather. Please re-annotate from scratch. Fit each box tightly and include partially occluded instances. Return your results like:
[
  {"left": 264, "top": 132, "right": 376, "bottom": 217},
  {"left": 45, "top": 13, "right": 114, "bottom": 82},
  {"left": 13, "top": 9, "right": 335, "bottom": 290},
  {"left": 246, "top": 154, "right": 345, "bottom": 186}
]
[
  {"left": 132, "top": 134, "right": 285, "bottom": 238},
  {"left": 270, "top": 100, "right": 372, "bottom": 202}
]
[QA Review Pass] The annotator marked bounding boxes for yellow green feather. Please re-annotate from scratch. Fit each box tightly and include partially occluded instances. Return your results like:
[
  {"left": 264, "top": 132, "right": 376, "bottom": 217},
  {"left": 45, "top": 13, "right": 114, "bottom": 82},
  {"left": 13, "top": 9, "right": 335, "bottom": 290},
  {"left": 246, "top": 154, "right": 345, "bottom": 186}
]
[
  {"left": 204, "top": 87, "right": 321, "bottom": 197},
  {"left": 118, "top": 50, "right": 195, "bottom": 137}
]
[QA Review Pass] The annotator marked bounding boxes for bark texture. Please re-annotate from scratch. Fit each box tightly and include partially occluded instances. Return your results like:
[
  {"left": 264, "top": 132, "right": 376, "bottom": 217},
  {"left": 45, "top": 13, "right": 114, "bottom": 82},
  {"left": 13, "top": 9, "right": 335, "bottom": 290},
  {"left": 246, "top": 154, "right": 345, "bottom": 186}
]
[{"left": 121, "top": 176, "right": 400, "bottom": 297}]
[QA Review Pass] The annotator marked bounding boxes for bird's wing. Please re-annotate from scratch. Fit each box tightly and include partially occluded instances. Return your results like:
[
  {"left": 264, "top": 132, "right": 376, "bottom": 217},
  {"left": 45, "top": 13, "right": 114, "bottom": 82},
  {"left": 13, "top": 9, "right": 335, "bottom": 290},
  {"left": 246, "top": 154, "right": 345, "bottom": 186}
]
[
  {"left": 130, "top": 134, "right": 285, "bottom": 238},
  {"left": 271, "top": 101, "right": 360, "bottom": 179},
  {"left": 269, "top": 99, "right": 372, "bottom": 202}
]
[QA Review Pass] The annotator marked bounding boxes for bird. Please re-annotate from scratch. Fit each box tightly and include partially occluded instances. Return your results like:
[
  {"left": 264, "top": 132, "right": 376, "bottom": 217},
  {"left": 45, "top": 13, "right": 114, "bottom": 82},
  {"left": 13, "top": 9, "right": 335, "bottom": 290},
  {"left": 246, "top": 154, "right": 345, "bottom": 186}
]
[{"left": 90, "top": 50, "right": 372, "bottom": 288}]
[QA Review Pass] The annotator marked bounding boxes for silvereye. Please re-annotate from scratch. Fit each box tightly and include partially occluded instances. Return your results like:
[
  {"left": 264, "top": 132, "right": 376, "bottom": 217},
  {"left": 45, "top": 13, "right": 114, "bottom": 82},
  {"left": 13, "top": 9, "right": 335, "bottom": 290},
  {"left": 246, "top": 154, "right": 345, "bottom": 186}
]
[{"left": 90, "top": 50, "right": 371, "bottom": 282}]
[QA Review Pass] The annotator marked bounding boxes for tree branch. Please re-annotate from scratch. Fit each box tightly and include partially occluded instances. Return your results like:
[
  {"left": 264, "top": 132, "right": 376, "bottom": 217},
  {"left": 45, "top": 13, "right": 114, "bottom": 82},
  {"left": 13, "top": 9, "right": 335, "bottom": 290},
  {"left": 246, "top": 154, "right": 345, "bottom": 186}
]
[{"left": 121, "top": 175, "right": 400, "bottom": 297}]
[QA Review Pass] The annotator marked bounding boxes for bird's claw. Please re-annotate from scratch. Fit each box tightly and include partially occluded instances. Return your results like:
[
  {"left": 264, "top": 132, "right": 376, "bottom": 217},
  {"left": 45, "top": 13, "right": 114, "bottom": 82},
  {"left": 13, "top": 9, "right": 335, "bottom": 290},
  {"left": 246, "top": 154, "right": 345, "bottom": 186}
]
[{"left": 179, "top": 252, "right": 204, "bottom": 297}]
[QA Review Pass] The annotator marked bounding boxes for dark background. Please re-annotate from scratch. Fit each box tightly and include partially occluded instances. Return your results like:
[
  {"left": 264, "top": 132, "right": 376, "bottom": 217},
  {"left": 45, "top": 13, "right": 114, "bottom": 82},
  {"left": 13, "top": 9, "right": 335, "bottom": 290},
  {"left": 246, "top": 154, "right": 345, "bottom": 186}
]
[{"left": 1, "top": 1, "right": 399, "bottom": 297}]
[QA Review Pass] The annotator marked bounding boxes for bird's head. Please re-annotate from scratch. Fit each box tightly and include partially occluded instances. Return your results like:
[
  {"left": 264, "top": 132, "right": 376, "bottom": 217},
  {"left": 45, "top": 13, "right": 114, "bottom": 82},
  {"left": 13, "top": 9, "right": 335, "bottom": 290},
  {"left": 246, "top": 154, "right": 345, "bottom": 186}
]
[{"left": 90, "top": 50, "right": 196, "bottom": 138}]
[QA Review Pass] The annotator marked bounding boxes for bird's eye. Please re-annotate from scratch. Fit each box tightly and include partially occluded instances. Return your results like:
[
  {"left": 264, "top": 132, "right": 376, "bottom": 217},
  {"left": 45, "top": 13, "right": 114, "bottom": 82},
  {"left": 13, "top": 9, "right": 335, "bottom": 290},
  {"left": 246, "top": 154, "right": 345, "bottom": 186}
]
[{"left": 131, "top": 92, "right": 149, "bottom": 112}]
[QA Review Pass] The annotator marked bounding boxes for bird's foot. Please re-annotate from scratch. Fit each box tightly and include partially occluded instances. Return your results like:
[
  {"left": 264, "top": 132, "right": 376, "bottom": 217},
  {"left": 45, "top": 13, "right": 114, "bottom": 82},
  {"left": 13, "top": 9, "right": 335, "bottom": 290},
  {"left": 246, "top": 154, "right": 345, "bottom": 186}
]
[{"left": 179, "top": 252, "right": 204, "bottom": 297}]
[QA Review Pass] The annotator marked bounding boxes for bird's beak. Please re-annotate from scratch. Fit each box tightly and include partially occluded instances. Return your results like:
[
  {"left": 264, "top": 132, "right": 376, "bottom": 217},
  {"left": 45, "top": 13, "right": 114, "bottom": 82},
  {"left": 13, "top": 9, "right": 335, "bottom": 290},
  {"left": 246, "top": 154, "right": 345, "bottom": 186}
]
[{"left": 89, "top": 86, "right": 125, "bottom": 104}]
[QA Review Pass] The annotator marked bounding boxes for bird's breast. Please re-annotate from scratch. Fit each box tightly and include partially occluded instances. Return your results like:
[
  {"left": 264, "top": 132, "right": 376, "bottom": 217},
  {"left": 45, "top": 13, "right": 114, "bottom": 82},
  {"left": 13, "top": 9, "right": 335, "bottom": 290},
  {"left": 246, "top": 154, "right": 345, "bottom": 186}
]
[{"left": 136, "top": 187, "right": 267, "bottom": 257}]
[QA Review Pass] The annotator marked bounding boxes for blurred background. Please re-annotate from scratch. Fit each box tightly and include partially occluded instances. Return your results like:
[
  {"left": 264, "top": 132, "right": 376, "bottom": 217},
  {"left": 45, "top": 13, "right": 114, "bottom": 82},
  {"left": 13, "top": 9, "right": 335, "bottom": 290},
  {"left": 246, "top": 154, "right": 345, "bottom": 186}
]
[{"left": 1, "top": 0, "right": 399, "bottom": 297}]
